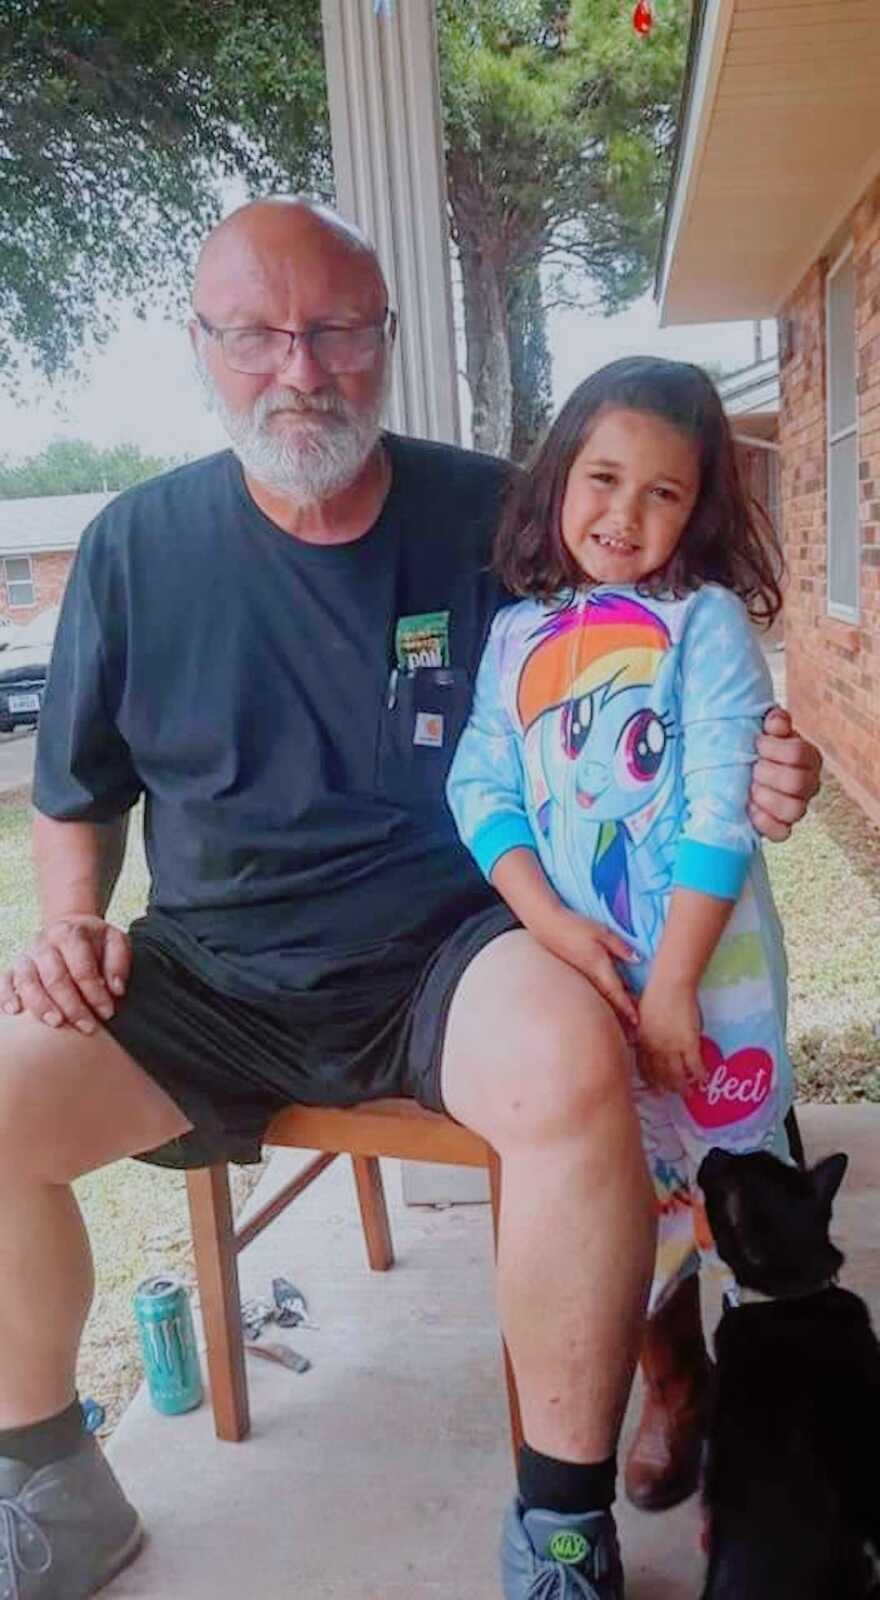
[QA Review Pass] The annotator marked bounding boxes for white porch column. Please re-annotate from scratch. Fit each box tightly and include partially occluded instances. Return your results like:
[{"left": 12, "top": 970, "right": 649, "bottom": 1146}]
[
  {"left": 320, "top": 0, "right": 461, "bottom": 443},
  {"left": 321, "top": 1, "right": 486, "bottom": 1206}
]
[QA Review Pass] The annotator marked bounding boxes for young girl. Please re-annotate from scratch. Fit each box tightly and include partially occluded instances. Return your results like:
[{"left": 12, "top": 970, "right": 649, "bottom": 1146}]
[{"left": 447, "top": 355, "right": 794, "bottom": 1316}]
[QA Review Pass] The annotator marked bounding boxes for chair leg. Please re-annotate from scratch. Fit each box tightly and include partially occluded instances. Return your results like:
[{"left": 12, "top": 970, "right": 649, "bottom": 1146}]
[
  {"left": 488, "top": 1151, "right": 524, "bottom": 1463},
  {"left": 186, "top": 1165, "right": 250, "bottom": 1442},
  {"left": 351, "top": 1155, "right": 394, "bottom": 1271}
]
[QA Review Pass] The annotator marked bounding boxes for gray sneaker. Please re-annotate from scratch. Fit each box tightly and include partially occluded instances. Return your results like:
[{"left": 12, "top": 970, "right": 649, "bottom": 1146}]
[
  {"left": 0, "top": 1435, "right": 142, "bottom": 1599},
  {"left": 501, "top": 1498, "right": 625, "bottom": 1598}
]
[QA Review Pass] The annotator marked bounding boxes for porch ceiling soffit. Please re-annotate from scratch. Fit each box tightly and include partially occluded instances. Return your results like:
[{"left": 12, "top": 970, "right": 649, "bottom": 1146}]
[{"left": 657, "top": 0, "right": 880, "bottom": 325}]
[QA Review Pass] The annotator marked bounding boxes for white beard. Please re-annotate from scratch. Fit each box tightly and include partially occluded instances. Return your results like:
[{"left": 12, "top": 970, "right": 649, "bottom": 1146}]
[{"left": 198, "top": 358, "right": 389, "bottom": 503}]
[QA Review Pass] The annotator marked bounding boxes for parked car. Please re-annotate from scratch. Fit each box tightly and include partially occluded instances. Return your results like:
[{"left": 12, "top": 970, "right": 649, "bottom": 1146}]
[{"left": 0, "top": 606, "right": 60, "bottom": 732}]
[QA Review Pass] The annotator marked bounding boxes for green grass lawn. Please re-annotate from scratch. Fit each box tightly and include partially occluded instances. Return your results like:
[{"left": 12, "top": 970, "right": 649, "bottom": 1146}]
[
  {"left": 1, "top": 777, "right": 878, "bottom": 1429},
  {"left": 763, "top": 778, "right": 880, "bottom": 1102}
]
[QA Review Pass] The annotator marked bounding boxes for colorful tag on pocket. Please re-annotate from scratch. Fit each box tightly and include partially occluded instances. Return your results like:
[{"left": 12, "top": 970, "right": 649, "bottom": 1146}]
[
  {"left": 413, "top": 711, "right": 444, "bottom": 748},
  {"left": 395, "top": 611, "right": 450, "bottom": 672}
]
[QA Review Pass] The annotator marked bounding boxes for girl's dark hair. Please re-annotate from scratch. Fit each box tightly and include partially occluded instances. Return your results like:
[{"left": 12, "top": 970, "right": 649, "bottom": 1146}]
[{"left": 496, "top": 355, "right": 783, "bottom": 625}]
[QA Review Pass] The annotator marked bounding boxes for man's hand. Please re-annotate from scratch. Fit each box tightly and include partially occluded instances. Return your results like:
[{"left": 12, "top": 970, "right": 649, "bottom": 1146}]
[
  {"left": 0, "top": 915, "right": 131, "bottom": 1033},
  {"left": 749, "top": 707, "right": 822, "bottom": 842},
  {"left": 546, "top": 907, "right": 640, "bottom": 1031},
  {"left": 637, "top": 978, "right": 705, "bottom": 1095}
]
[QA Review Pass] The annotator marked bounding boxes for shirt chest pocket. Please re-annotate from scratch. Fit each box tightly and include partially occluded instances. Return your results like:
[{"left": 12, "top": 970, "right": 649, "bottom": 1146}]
[{"left": 376, "top": 667, "right": 473, "bottom": 803}]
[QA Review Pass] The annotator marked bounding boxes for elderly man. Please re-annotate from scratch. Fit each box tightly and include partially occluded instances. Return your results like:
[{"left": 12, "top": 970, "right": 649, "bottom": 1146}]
[{"left": 0, "top": 199, "right": 818, "bottom": 1599}]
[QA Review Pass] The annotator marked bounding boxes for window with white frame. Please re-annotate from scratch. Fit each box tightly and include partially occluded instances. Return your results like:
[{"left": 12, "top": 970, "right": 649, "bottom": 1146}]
[
  {"left": 3, "top": 556, "right": 35, "bottom": 608},
  {"left": 826, "top": 246, "right": 859, "bottom": 619}
]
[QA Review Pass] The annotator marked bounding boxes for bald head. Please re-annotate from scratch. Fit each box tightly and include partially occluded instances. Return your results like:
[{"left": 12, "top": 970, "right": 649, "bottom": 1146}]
[
  {"left": 193, "top": 197, "right": 387, "bottom": 324},
  {"left": 190, "top": 197, "right": 393, "bottom": 505}
]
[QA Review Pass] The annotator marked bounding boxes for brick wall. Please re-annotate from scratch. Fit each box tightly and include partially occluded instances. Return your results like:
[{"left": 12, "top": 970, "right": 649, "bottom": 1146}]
[
  {"left": 779, "top": 173, "right": 880, "bottom": 828},
  {"left": 0, "top": 550, "right": 75, "bottom": 624}
]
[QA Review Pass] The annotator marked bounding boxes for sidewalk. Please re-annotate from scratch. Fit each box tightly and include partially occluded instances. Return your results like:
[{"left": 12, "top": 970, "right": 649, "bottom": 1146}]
[{"left": 104, "top": 1103, "right": 879, "bottom": 1598}]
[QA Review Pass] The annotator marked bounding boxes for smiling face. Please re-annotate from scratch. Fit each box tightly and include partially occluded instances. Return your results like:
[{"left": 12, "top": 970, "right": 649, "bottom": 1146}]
[
  {"left": 517, "top": 595, "right": 676, "bottom": 837},
  {"left": 560, "top": 406, "right": 701, "bottom": 586},
  {"left": 538, "top": 680, "right": 673, "bottom": 822}
]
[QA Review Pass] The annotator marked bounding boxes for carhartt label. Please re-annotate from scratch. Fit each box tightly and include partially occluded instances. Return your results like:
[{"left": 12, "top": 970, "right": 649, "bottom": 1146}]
[
  {"left": 414, "top": 712, "right": 444, "bottom": 748},
  {"left": 395, "top": 611, "right": 450, "bottom": 672}
]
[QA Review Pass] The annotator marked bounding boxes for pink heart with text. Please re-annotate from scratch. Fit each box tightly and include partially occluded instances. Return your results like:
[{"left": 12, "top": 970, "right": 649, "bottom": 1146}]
[{"left": 683, "top": 1036, "right": 774, "bottom": 1130}]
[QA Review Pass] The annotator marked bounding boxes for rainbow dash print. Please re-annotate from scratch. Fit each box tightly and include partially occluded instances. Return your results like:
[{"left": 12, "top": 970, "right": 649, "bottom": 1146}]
[
  {"left": 447, "top": 579, "right": 796, "bottom": 1306},
  {"left": 516, "top": 592, "right": 680, "bottom": 949}
]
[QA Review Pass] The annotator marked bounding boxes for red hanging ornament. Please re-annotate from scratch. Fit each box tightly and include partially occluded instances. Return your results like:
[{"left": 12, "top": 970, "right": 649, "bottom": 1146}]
[{"left": 632, "top": 0, "right": 654, "bottom": 35}]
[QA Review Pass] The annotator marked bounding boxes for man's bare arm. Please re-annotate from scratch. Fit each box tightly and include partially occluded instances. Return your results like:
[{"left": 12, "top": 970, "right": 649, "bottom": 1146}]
[
  {"left": 34, "top": 813, "right": 128, "bottom": 925},
  {"left": 0, "top": 813, "right": 133, "bottom": 1030}
]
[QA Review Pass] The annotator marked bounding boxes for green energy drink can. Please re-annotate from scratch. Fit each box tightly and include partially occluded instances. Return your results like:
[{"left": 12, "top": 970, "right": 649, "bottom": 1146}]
[{"left": 133, "top": 1274, "right": 203, "bottom": 1416}]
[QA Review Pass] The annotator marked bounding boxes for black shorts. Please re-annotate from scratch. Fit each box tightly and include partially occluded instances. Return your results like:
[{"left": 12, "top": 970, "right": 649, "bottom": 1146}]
[{"left": 105, "top": 904, "right": 519, "bottom": 1171}]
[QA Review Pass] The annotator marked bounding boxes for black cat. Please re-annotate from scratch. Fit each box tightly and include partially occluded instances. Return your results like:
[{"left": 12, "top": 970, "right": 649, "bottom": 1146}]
[{"left": 697, "top": 1146, "right": 880, "bottom": 1600}]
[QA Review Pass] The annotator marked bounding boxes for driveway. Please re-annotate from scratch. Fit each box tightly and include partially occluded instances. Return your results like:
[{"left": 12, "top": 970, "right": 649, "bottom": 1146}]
[{"left": 0, "top": 728, "right": 36, "bottom": 798}]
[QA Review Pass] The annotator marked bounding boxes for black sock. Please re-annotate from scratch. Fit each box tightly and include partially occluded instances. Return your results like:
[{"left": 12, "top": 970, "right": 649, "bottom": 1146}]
[
  {"left": 0, "top": 1398, "right": 86, "bottom": 1471},
  {"left": 518, "top": 1442, "right": 617, "bottom": 1516}
]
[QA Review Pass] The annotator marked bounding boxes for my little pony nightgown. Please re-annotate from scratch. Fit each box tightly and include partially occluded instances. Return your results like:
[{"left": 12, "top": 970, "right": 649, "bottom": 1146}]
[{"left": 447, "top": 583, "right": 794, "bottom": 1308}]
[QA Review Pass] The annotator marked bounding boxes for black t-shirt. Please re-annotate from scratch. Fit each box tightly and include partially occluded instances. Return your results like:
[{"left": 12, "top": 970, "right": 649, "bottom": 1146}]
[{"left": 34, "top": 435, "right": 511, "bottom": 1003}]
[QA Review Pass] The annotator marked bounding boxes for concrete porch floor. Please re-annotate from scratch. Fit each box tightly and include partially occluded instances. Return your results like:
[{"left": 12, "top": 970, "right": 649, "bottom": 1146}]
[{"left": 104, "top": 1103, "right": 879, "bottom": 1598}]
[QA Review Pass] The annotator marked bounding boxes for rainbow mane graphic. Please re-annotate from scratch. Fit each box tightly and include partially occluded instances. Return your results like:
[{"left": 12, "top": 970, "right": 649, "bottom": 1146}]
[
  {"left": 517, "top": 593, "right": 671, "bottom": 730},
  {"left": 517, "top": 593, "right": 672, "bottom": 937}
]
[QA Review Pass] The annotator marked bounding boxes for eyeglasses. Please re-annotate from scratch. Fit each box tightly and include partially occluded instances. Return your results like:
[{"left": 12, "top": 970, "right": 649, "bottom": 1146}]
[{"left": 195, "top": 308, "right": 397, "bottom": 376}]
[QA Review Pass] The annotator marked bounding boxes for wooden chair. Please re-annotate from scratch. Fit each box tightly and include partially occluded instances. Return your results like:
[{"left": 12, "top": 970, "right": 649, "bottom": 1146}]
[
  {"left": 186, "top": 1099, "right": 806, "bottom": 1455},
  {"left": 185, "top": 1098, "right": 523, "bottom": 1458}
]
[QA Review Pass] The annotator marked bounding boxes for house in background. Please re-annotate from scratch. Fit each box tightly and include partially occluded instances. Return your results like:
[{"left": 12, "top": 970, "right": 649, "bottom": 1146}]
[
  {"left": 657, "top": 0, "right": 880, "bottom": 827},
  {"left": 719, "top": 346, "right": 783, "bottom": 644},
  {"left": 719, "top": 345, "right": 780, "bottom": 530},
  {"left": 0, "top": 491, "right": 114, "bottom": 625}
]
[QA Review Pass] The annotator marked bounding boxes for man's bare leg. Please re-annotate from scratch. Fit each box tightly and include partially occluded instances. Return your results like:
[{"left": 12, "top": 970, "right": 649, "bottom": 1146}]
[
  {"left": 0, "top": 1011, "right": 191, "bottom": 1428},
  {"left": 442, "top": 931, "right": 656, "bottom": 1593},
  {"left": 442, "top": 930, "right": 656, "bottom": 1465}
]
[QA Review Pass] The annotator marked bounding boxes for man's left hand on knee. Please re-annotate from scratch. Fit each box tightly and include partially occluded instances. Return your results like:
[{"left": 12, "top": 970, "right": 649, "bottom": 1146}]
[{"left": 748, "top": 707, "right": 822, "bottom": 842}]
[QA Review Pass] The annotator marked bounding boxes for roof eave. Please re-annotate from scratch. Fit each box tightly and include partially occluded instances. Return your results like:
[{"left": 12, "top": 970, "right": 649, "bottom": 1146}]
[
  {"left": 0, "top": 541, "right": 78, "bottom": 558},
  {"left": 655, "top": 0, "right": 735, "bottom": 325}
]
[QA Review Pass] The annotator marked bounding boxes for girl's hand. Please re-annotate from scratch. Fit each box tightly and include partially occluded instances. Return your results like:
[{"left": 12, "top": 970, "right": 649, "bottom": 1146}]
[
  {"left": 637, "top": 979, "right": 705, "bottom": 1094},
  {"left": 541, "top": 907, "right": 640, "bottom": 1031}
]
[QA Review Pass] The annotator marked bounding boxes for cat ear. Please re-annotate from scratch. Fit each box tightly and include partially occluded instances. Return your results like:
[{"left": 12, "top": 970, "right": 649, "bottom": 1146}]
[{"left": 809, "top": 1152, "right": 848, "bottom": 1212}]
